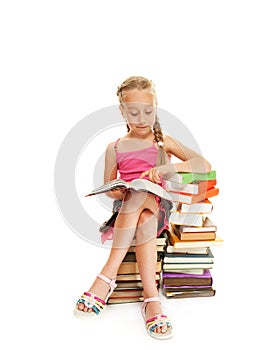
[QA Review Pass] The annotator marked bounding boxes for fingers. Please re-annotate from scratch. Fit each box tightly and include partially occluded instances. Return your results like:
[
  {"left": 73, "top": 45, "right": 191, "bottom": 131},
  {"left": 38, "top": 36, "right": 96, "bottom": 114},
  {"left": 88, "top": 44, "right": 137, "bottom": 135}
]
[{"left": 140, "top": 168, "right": 161, "bottom": 184}]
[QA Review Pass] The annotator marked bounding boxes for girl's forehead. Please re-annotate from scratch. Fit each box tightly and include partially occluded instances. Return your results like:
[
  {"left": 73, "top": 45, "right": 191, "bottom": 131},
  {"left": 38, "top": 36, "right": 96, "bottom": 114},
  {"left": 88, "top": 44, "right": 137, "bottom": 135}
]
[{"left": 122, "top": 89, "right": 155, "bottom": 104}]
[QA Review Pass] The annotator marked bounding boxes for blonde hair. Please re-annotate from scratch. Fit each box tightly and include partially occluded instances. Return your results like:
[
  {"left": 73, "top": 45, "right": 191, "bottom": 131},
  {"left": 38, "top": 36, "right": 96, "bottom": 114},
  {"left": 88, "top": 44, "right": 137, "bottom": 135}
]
[{"left": 116, "top": 76, "right": 168, "bottom": 165}]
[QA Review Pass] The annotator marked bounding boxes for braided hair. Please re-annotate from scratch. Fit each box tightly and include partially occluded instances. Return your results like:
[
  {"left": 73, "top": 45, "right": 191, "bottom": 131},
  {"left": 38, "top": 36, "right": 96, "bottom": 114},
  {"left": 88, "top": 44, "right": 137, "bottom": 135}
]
[{"left": 116, "top": 76, "right": 168, "bottom": 166}]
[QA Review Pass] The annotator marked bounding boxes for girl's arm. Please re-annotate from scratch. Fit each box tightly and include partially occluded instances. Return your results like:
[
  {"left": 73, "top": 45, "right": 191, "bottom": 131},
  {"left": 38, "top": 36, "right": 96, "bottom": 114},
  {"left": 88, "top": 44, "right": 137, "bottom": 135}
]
[
  {"left": 161, "top": 135, "right": 212, "bottom": 174},
  {"left": 104, "top": 142, "right": 126, "bottom": 200},
  {"left": 140, "top": 135, "right": 211, "bottom": 183}
]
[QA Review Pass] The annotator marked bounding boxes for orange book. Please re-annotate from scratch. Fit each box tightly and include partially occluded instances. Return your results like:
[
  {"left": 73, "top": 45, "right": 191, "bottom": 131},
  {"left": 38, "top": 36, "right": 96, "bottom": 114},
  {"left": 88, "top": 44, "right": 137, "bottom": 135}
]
[
  {"left": 195, "top": 180, "right": 217, "bottom": 194},
  {"left": 190, "top": 187, "right": 219, "bottom": 204},
  {"left": 169, "top": 187, "right": 219, "bottom": 204},
  {"left": 166, "top": 179, "right": 217, "bottom": 195}
]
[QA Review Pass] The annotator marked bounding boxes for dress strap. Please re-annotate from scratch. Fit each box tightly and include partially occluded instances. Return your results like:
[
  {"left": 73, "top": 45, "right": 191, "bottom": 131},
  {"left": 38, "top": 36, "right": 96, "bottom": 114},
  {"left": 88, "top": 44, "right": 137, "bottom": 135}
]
[{"left": 114, "top": 138, "right": 121, "bottom": 151}]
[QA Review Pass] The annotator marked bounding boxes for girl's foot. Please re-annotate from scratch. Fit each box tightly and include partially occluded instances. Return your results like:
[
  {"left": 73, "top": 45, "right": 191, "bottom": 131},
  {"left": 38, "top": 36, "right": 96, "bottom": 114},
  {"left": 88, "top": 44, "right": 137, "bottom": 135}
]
[
  {"left": 144, "top": 299, "right": 168, "bottom": 334},
  {"left": 141, "top": 296, "right": 173, "bottom": 339},
  {"left": 77, "top": 274, "right": 116, "bottom": 313}
]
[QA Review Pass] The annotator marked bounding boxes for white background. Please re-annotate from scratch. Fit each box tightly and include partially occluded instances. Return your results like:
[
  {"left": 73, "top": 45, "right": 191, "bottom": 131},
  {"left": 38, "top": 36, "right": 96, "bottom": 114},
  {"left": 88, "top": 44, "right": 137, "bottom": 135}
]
[{"left": 1, "top": 1, "right": 261, "bottom": 349}]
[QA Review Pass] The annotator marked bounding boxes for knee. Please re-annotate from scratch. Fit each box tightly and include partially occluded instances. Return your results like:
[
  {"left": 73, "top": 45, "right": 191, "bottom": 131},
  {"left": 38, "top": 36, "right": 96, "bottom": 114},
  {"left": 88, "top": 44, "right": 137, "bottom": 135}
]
[
  {"left": 120, "top": 190, "right": 146, "bottom": 214},
  {"left": 136, "top": 210, "right": 158, "bottom": 244},
  {"left": 138, "top": 209, "right": 155, "bottom": 226}
]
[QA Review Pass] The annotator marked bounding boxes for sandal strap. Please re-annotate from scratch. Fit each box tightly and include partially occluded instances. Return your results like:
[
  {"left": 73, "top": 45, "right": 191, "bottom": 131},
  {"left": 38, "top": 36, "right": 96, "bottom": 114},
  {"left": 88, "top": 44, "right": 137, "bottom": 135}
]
[
  {"left": 146, "top": 314, "right": 172, "bottom": 334},
  {"left": 141, "top": 296, "right": 161, "bottom": 317},
  {"left": 144, "top": 296, "right": 160, "bottom": 303},
  {"left": 76, "top": 273, "right": 117, "bottom": 315},
  {"left": 97, "top": 273, "right": 117, "bottom": 301},
  {"left": 77, "top": 292, "right": 106, "bottom": 315}
]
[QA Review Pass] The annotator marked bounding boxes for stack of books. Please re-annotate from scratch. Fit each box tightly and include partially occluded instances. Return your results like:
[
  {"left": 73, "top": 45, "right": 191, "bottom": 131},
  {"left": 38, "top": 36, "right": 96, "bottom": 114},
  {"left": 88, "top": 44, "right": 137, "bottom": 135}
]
[
  {"left": 107, "top": 232, "right": 167, "bottom": 304},
  {"left": 162, "top": 170, "right": 222, "bottom": 298}
]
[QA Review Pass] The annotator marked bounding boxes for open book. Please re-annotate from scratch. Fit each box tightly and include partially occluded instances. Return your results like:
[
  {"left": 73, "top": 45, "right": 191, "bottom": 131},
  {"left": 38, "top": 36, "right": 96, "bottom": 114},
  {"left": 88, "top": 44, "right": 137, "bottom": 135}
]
[{"left": 85, "top": 178, "right": 173, "bottom": 201}]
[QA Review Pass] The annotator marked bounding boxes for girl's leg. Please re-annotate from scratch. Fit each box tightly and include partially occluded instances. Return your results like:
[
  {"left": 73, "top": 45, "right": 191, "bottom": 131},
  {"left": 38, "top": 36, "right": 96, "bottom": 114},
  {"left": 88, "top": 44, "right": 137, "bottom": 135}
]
[
  {"left": 78, "top": 190, "right": 158, "bottom": 312},
  {"left": 135, "top": 210, "right": 168, "bottom": 334},
  {"left": 78, "top": 247, "right": 128, "bottom": 312}
]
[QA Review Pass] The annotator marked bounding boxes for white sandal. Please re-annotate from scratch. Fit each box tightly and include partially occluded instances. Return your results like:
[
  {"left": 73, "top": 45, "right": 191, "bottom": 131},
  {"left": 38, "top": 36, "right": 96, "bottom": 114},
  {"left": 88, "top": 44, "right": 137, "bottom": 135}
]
[
  {"left": 73, "top": 273, "right": 117, "bottom": 318},
  {"left": 141, "top": 296, "right": 173, "bottom": 340}
]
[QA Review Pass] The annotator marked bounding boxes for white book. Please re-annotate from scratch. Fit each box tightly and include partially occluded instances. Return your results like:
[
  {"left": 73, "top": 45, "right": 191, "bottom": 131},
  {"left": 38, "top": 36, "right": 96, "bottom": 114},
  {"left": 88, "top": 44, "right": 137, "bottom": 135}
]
[
  {"left": 163, "top": 262, "right": 214, "bottom": 270},
  {"left": 169, "top": 212, "right": 203, "bottom": 227},
  {"left": 165, "top": 181, "right": 200, "bottom": 194},
  {"left": 173, "top": 200, "right": 213, "bottom": 214},
  {"left": 86, "top": 178, "right": 174, "bottom": 201},
  {"left": 166, "top": 245, "right": 209, "bottom": 254},
  {"left": 163, "top": 256, "right": 214, "bottom": 264}
]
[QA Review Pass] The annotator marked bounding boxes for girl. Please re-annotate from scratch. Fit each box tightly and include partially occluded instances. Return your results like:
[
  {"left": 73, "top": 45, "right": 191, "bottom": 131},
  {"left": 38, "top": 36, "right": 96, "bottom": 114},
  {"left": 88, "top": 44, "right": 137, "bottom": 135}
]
[{"left": 74, "top": 76, "right": 211, "bottom": 340}]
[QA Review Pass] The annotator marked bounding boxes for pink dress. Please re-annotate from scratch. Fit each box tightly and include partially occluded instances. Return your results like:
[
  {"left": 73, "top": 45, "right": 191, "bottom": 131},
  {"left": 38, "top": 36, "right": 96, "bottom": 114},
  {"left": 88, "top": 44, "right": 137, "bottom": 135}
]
[{"left": 100, "top": 139, "right": 172, "bottom": 244}]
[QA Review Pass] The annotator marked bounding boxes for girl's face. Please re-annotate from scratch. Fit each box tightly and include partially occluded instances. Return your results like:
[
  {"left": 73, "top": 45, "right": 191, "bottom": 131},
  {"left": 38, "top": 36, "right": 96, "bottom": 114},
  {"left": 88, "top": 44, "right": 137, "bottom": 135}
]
[{"left": 120, "top": 89, "right": 156, "bottom": 134}]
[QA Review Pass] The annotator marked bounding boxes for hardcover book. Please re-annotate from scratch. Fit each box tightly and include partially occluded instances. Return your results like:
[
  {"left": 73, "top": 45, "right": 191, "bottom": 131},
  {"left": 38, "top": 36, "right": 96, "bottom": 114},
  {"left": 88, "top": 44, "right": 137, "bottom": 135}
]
[
  {"left": 162, "top": 269, "right": 213, "bottom": 286},
  {"left": 171, "top": 222, "right": 216, "bottom": 241},
  {"left": 165, "top": 179, "right": 217, "bottom": 195},
  {"left": 178, "top": 217, "right": 217, "bottom": 233},
  {"left": 163, "top": 287, "right": 216, "bottom": 298},
  {"left": 163, "top": 247, "right": 214, "bottom": 263},
  {"left": 174, "top": 199, "right": 213, "bottom": 214},
  {"left": 167, "top": 228, "right": 223, "bottom": 248},
  {"left": 164, "top": 170, "right": 216, "bottom": 184}
]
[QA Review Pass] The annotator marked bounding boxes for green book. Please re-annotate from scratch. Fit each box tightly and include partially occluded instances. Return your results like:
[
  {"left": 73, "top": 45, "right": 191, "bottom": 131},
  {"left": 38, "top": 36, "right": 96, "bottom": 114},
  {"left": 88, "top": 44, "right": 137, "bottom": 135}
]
[{"left": 165, "top": 170, "right": 216, "bottom": 184}]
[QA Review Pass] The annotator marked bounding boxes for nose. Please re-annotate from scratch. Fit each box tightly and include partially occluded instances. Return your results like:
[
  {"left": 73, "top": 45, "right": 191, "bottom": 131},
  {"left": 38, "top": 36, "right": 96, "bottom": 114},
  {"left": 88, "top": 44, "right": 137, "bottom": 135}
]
[{"left": 138, "top": 110, "right": 146, "bottom": 124}]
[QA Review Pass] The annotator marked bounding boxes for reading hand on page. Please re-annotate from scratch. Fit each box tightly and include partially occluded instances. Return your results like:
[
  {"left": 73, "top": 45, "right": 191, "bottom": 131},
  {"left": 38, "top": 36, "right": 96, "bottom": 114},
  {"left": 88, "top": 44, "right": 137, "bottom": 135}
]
[{"left": 140, "top": 167, "right": 162, "bottom": 184}]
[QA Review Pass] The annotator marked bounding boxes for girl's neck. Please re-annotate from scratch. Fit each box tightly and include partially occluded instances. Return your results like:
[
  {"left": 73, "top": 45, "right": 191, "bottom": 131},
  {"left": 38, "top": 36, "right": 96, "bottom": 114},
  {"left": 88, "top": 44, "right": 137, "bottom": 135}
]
[{"left": 126, "top": 130, "right": 155, "bottom": 141}]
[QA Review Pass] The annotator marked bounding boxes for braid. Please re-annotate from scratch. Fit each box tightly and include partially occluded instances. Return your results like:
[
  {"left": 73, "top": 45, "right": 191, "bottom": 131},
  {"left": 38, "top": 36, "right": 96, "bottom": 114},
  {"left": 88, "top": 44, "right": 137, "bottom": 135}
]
[{"left": 153, "top": 115, "right": 168, "bottom": 166}]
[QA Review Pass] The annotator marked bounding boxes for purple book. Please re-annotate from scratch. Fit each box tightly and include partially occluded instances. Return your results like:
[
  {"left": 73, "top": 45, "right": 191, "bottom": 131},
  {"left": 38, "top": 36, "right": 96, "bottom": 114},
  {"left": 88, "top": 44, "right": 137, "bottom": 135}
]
[
  {"left": 163, "top": 284, "right": 212, "bottom": 289},
  {"left": 162, "top": 269, "right": 212, "bottom": 279}
]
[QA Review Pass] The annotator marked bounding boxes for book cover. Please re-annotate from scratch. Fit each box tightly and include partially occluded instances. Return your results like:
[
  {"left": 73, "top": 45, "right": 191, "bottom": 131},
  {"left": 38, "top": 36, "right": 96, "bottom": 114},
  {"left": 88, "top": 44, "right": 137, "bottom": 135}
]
[
  {"left": 162, "top": 269, "right": 212, "bottom": 284},
  {"left": 165, "top": 243, "right": 209, "bottom": 255},
  {"left": 163, "top": 247, "right": 214, "bottom": 263},
  {"left": 174, "top": 199, "right": 213, "bottom": 214},
  {"left": 164, "top": 170, "right": 216, "bottom": 184},
  {"left": 117, "top": 259, "right": 162, "bottom": 275},
  {"left": 179, "top": 217, "right": 217, "bottom": 233},
  {"left": 162, "top": 262, "right": 214, "bottom": 270},
  {"left": 168, "top": 187, "right": 219, "bottom": 204},
  {"left": 116, "top": 272, "right": 161, "bottom": 282},
  {"left": 171, "top": 223, "right": 216, "bottom": 241},
  {"left": 163, "top": 268, "right": 206, "bottom": 275},
  {"left": 165, "top": 179, "right": 217, "bottom": 195},
  {"left": 176, "top": 230, "right": 216, "bottom": 241},
  {"left": 169, "top": 212, "right": 204, "bottom": 227},
  {"left": 110, "top": 289, "right": 144, "bottom": 298},
  {"left": 167, "top": 228, "right": 223, "bottom": 248},
  {"left": 107, "top": 296, "right": 144, "bottom": 304},
  {"left": 163, "top": 285, "right": 213, "bottom": 291},
  {"left": 163, "top": 287, "right": 216, "bottom": 298},
  {"left": 115, "top": 280, "right": 159, "bottom": 290}
]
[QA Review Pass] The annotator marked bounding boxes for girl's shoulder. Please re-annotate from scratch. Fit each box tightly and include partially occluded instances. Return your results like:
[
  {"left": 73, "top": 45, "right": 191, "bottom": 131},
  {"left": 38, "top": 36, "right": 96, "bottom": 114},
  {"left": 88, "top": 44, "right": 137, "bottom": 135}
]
[
  {"left": 105, "top": 140, "right": 118, "bottom": 157},
  {"left": 163, "top": 134, "right": 182, "bottom": 155},
  {"left": 163, "top": 134, "right": 177, "bottom": 147}
]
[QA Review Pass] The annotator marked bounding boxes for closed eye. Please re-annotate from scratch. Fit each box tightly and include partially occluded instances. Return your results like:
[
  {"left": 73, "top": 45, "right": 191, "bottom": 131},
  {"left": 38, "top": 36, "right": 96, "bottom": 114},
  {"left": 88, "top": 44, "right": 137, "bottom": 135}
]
[{"left": 145, "top": 109, "right": 153, "bottom": 115}]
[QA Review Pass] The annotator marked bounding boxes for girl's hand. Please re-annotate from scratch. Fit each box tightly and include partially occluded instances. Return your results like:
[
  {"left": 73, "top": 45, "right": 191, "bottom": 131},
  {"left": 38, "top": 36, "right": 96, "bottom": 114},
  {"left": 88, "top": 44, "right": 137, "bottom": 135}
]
[
  {"left": 108, "top": 188, "right": 127, "bottom": 200},
  {"left": 139, "top": 167, "right": 162, "bottom": 184}
]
